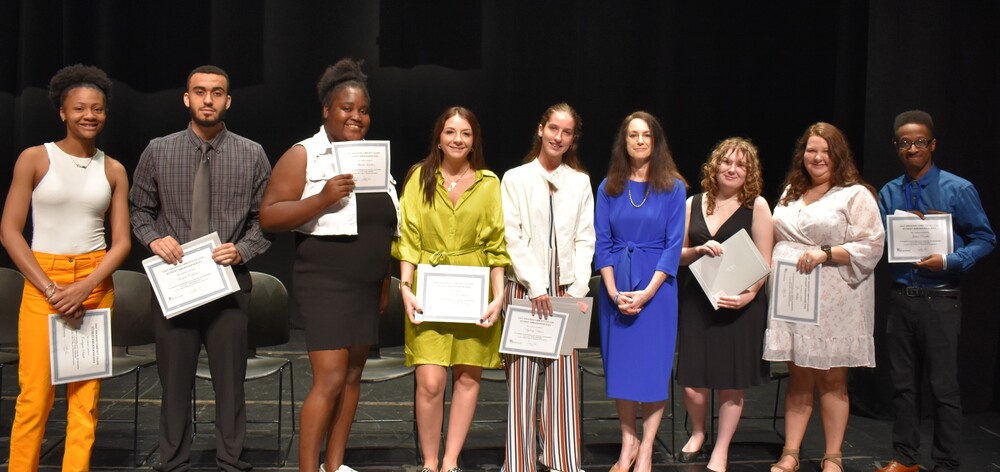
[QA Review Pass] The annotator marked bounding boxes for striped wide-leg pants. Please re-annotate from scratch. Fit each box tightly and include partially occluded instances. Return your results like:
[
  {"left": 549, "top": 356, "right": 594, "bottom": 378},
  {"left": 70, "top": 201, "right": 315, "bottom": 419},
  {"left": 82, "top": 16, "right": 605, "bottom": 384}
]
[{"left": 502, "top": 281, "right": 582, "bottom": 472}]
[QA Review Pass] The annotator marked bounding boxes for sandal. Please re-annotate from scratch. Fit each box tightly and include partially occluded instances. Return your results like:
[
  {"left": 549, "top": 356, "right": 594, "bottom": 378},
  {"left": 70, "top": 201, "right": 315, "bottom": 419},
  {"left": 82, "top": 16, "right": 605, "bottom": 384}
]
[
  {"left": 770, "top": 448, "right": 800, "bottom": 472},
  {"left": 821, "top": 453, "right": 844, "bottom": 472}
]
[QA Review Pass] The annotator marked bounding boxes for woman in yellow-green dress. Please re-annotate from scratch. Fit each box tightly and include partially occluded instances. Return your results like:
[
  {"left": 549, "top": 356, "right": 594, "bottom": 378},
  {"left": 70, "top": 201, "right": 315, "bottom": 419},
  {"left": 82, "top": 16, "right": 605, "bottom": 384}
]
[{"left": 392, "top": 106, "right": 509, "bottom": 472}]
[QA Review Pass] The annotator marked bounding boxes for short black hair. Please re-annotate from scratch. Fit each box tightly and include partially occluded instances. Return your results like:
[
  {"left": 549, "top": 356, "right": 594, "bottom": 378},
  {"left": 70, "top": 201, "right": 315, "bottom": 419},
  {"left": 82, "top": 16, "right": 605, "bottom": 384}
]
[
  {"left": 187, "top": 65, "right": 230, "bottom": 89},
  {"left": 316, "top": 58, "right": 369, "bottom": 107},
  {"left": 47, "top": 64, "right": 112, "bottom": 109},
  {"left": 894, "top": 110, "right": 934, "bottom": 137}
]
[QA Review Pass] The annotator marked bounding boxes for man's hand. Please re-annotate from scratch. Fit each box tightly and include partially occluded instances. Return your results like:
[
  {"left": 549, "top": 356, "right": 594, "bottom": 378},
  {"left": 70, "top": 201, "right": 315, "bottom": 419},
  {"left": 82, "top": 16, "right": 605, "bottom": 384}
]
[
  {"left": 151, "top": 236, "right": 184, "bottom": 264},
  {"left": 914, "top": 254, "right": 945, "bottom": 272},
  {"left": 212, "top": 243, "right": 242, "bottom": 266}
]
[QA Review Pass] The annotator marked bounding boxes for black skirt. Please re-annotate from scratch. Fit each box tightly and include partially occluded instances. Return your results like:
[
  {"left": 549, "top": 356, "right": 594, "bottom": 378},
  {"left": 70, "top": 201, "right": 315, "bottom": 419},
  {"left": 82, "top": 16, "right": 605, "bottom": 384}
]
[{"left": 293, "top": 193, "right": 396, "bottom": 351}]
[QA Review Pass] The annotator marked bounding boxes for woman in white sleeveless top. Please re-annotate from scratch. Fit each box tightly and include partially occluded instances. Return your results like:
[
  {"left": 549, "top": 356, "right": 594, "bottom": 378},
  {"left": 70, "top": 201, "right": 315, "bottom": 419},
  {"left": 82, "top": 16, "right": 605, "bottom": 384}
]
[{"left": 0, "top": 64, "right": 130, "bottom": 471}]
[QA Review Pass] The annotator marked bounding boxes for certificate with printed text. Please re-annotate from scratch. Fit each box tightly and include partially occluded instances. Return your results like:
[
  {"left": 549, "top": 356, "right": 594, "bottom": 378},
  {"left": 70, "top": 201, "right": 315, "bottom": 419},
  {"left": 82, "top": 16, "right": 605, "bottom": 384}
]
[
  {"left": 886, "top": 211, "right": 953, "bottom": 263},
  {"left": 49, "top": 308, "right": 112, "bottom": 385},
  {"left": 142, "top": 232, "right": 240, "bottom": 319},
  {"left": 499, "top": 299, "right": 570, "bottom": 359},
  {"left": 416, "top": 264, "right": 489, "bottom": 323},
  {"left": 332, "top": 140, "right": 391, "bottom": 193},
  {"left": 768, "top": 258, "right": 821, "bottom": 325}
]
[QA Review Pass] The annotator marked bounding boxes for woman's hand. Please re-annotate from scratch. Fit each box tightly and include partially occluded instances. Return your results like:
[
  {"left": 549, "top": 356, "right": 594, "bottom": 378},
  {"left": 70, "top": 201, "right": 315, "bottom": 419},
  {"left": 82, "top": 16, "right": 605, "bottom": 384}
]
[
  {"left": 321, "top": 174, "right": 355, "bottom": 204},
  {"left": 716, "top": 290, "right": 754, "bottom": 310},
  {"left": 530, "top": 294, "right": 553, "bottom": 319},
  {"left": 48, "top": 281, "right": 93, "bottom": 317},
  {"left": 477, "top": 298, "right": 503, "bottom": 328},
  {"left": 696, "top": 240, "right": 724, "bottom": 257},
  {"left": 619, "top": 288, "right": 653, "bottom": 316},
  {"left": 401, "top": 288, "right": 423, "bottom": 325},
  {"left": 797, "top": 249, "right": 827, "bottom": 274}
]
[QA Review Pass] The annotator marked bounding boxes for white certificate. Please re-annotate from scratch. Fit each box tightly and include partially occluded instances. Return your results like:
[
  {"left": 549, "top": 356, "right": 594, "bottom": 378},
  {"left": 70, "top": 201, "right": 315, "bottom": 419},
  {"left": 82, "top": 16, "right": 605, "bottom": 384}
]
[
  {"left": 332, "top": 140, "right": 391, "bottom": 193},
  {"left": 499, "top": 299, "right": 570, "bottom": 359},
  {"left": 768, "top": 258, "right": 821, "bottom": 325},
  {"left": 49, "top": 308, "right": 112, "bottom": 385},
  {"left": 416, "top": 264, "right": 489, "bottom": 323},
  {"left": 689, "top": 228, "right": 770, "bottom": 310},
  {"left": 142, "top": 232, "right": 240, "bottom": 319},
  {"left": 886, "top": 211, "right": 954, "bottom": 263},
  {"left": 550, "top": 297, "right": 593, "bottom": 353}
]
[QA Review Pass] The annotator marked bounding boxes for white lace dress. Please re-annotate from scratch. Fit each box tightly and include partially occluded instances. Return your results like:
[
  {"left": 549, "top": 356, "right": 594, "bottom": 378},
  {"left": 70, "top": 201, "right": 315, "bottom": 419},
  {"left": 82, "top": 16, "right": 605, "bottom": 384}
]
[{"left": 763, "top": 184, "right": 885, "bottom": 369}]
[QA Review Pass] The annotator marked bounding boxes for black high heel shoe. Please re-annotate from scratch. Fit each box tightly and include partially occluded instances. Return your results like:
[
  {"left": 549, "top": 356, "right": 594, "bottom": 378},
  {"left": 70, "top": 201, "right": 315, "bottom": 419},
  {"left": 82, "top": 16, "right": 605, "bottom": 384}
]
[{"left": 675, "top": 448, "right": 704, "bottom": 463}]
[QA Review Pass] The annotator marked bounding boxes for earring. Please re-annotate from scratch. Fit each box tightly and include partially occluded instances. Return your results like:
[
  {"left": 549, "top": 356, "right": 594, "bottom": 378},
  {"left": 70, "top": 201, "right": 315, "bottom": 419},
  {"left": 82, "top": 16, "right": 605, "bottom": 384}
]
[{"left": 437, "top": 144, "right": 442, "bottom": 149}]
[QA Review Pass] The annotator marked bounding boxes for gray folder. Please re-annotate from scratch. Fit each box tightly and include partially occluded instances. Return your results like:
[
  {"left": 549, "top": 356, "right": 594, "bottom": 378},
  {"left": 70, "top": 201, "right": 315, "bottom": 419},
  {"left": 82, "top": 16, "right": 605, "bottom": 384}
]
[{"left": 688, "top": 228, "right": 769, "bottom": 310}]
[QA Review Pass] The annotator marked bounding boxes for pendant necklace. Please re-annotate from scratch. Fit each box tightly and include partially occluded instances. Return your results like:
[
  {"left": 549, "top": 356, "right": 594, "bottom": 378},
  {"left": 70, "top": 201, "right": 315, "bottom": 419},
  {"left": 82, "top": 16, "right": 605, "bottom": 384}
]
[
  {"left": 444, "top": 166, "right": 471, "bottom": 193},
  {"left": 628, "top": 183, "right": 650, "bottom": 208},
  {"left": 69, "top": 155, "right": 93, "bottom": 169}
]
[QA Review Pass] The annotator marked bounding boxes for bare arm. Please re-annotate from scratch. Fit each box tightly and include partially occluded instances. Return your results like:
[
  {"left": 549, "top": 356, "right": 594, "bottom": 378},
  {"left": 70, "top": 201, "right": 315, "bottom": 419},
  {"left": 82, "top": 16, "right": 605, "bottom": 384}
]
[
  {"left": 49, "top": 157, "right": 132, "bottom": 317},
  {"left": 1, "top": 147, "right": 55, "bottom": 299},
  {"left": 259, "top": 145, "right": 354, "bottom": 232},
  {"left": 717, "top": 196, "right": 773, "bottom": 310},
  {"left": 399, "top": 260, "right": 423, "bottom": 324},
  {"left": 680, "top": 196, "right": 723, "bottom": 265},
  {"left": 477, "top": 266, "right": 506, "bottom": 327}
]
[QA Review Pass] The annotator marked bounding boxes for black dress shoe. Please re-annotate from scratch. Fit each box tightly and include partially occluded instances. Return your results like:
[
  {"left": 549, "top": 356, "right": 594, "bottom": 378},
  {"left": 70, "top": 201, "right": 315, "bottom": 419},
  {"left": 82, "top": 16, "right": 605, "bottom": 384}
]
[{"left": 676, "top": 449, "right": 703, "bottom": 462}]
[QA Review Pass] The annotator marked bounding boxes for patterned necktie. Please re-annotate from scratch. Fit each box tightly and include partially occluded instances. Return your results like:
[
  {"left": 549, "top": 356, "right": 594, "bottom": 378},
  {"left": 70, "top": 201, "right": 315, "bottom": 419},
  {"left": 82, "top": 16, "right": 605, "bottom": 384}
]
[{"left": 191, "top": 142, "right": 212, "bottom": 238}]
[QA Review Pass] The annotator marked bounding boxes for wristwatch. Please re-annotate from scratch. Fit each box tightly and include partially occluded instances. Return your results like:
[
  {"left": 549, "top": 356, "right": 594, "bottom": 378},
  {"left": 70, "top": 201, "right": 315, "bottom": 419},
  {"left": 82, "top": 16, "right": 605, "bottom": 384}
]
[
  {"left": 399, "top": 280, "right": 412, "bottom": 292},
  {"left": 821, "top": 245, "right": 833, "bottom": 263}
]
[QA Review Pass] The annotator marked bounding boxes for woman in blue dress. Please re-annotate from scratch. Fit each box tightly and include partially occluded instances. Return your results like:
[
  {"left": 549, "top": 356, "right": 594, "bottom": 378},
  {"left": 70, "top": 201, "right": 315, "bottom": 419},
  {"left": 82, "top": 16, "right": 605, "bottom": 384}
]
[{"left": 595, "top": 111, "right": 686, "bottom": 472}]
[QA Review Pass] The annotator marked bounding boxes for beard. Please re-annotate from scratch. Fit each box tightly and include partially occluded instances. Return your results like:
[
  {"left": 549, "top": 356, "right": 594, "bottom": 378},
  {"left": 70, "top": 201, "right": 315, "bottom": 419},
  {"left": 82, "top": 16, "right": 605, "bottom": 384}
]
[{"left": 190, "top": 106, "right": 227, "bottom": 127}]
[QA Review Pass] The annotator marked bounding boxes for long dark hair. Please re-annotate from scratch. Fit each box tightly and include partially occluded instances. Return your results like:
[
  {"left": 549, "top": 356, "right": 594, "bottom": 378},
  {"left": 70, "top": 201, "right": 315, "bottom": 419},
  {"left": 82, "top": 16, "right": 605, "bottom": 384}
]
[
  {"left": 779, "top": 122, "right": 874, "bottom": 205},
  {"left": 604, "top": 111, "right": 685, "bottom": 196},
  {"left": 404, "top": 107, "right": 487, "bottom": 206},
  {"left": 522, "top": 102, "right": 585, "bottom": 172}
]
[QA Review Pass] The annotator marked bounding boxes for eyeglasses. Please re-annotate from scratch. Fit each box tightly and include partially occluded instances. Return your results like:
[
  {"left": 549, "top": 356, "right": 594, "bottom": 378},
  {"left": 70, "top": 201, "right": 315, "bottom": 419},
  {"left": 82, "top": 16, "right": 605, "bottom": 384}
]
[{"left": 895, "top": 138, "right": 933, "bottom": 150}]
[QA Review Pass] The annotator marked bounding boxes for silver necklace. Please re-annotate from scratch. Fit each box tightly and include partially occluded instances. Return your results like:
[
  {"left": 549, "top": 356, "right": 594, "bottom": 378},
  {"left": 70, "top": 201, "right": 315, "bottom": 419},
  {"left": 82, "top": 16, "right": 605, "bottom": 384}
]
[
  {"left": 69, "top": 156, "right": 93, "bottom": 169},
  {"left": 443, "top": 166, "right": 471, "bottom": 192},
  {"left": 628, "top": 184, "right": 650, "bottom": 208}
]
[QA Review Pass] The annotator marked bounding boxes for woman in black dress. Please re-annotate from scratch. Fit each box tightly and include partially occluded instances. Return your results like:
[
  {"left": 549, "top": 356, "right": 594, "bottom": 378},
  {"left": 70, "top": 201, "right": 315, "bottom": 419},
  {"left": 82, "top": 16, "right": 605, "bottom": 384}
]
[
  {"left": 260, "top": 59, "right": 398, "bottom": 472},
  {"left": 675, "top": 138, "right": 773, "bottom": 472}
]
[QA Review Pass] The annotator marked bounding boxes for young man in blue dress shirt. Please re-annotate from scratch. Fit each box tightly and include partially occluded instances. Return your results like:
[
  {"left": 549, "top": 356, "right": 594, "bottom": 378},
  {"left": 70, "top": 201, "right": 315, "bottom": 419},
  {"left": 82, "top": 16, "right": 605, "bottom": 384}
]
[{"left": 875, "top": 110, "right": 996, "bottom": 472}]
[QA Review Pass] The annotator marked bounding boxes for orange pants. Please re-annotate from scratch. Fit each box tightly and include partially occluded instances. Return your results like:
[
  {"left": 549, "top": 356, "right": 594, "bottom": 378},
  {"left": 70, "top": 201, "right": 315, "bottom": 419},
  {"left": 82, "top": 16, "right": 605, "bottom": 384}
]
[{"left": 8, "top": 251, "right": 113, "bottom": 472}]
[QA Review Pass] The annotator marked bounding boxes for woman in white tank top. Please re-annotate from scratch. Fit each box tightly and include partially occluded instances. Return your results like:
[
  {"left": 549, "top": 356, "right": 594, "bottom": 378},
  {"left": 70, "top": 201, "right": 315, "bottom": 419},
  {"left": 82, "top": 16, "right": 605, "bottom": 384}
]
[{"left": 0, "top": 64, "right": 131, "bottom": 471}]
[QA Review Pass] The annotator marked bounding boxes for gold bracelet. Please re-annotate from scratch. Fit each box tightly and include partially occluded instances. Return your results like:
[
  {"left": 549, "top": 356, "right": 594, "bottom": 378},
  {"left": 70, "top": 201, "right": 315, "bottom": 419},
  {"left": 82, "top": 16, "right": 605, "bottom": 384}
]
[{"left": 399, "top": 280, "right": 412, "bottom": 291}]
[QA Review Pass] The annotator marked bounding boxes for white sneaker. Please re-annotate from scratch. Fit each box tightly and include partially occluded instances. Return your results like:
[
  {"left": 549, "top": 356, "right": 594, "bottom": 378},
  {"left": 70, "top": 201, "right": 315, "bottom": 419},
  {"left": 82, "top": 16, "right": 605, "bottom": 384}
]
[{"left": 319, "top": 465, "right": 359, "bottom": 472}]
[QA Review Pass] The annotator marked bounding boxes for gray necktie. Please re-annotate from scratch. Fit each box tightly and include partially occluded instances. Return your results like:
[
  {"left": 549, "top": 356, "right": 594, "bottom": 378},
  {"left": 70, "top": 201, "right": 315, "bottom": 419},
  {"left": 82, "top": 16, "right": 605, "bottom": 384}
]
[{"left": 191, "top": 142, "right": 211, "bottom": 238}]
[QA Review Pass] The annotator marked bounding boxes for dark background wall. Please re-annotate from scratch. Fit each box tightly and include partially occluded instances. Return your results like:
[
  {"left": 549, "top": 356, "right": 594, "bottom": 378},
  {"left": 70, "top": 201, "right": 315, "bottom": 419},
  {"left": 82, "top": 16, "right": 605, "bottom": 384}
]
[{"left": 1, "top": 1, "right": 997, "bottom": 414}]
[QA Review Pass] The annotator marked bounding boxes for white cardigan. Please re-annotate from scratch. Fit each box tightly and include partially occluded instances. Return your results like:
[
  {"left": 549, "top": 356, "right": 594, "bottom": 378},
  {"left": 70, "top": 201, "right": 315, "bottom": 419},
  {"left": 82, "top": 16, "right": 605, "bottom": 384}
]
[{"left": 501, "top": 159, "right": 596, "bottom": 299}]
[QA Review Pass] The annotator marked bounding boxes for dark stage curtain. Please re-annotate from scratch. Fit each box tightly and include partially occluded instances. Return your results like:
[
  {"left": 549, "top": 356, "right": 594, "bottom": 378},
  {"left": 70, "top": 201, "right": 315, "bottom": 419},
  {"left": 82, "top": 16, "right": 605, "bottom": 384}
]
[{"left": 2, "top": 0, "right": 997, "bottom": 412}]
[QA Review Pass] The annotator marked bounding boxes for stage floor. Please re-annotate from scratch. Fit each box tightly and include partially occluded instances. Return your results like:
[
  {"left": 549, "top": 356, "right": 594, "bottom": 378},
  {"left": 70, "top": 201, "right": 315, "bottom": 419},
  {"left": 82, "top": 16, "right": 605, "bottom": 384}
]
[{"left": 2, "top": 329, "right": 999, "bottom": 471}]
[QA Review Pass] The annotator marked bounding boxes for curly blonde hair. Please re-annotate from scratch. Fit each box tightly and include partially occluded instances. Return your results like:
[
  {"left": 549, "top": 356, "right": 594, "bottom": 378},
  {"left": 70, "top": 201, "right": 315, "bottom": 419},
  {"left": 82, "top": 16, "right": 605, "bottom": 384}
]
[{"left": 700, "top": 137, "right": 762, "bottom": 215}]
